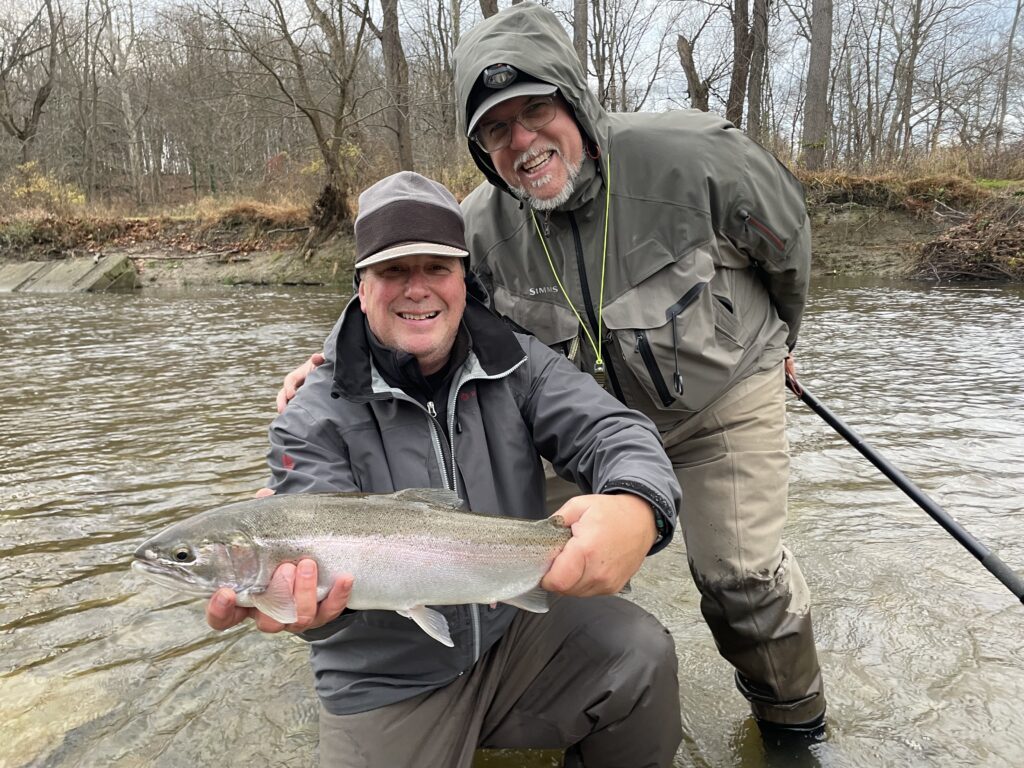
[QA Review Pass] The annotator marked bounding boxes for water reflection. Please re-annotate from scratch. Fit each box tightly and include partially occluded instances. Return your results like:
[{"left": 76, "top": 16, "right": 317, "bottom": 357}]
[{"left": 1, "top": 279, "right": 1022, "bottom": 767}]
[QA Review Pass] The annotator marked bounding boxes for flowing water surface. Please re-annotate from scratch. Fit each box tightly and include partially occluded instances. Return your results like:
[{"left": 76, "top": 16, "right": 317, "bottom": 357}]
[{"left": 1, "top": 278, "right": 1022, "bottom": 767}]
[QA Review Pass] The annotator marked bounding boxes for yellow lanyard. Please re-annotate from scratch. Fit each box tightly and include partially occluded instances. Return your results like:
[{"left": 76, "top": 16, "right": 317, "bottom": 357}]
[{"left": 530, "top": 155, "right": 612, "bottom": 380}]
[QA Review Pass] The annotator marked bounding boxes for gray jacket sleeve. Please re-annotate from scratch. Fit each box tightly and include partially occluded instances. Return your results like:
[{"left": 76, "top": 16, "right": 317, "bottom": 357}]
[
  {"left": 719, "top": 135, "right": 812, "bottom": 350},
  {"left": 266, "top": 365, "right": 359, "bottom": 495},
  {"left": 515, "top": 335, "right": 680, "bottom": 553}
]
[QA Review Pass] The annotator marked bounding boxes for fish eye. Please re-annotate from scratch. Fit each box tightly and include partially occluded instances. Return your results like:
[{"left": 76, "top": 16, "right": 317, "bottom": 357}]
[{"left": 172, "top": 546, "right": 194, "bottom": 563}]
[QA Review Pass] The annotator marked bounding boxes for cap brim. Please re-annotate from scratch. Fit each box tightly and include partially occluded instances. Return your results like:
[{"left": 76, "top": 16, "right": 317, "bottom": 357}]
[
  {"left": 354, "top": 242, "right": 469, "bottom": 269},
  {"left": 467, "top": 81, "right": 558, "bottom": 136}
]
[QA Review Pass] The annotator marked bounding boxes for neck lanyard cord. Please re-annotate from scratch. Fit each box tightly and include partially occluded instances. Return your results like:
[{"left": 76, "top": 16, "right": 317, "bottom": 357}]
[{"left": 530, "top": 155, "right": 612, "bottom": 368}]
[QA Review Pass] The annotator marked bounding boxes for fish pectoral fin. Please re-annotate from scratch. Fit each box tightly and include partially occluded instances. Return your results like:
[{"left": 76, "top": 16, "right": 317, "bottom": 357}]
[
  {"left": 397, "top": 606, "right": 454, "bottom": 647},
  {"left": 250, "top": 578, "right": 298, "bottom": 624},
  {"left": 502, "top": 586, "right": 551, "bottom": 613}
]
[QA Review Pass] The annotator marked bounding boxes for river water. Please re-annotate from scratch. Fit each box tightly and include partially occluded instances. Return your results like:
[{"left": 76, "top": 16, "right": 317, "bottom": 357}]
[{"left": 1, "top": 278, "right": 1022, "bottom": 768}]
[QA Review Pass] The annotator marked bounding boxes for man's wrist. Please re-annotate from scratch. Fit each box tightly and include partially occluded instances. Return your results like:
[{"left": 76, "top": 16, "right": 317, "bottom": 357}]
[{"left": 601, "top": 480, "right": 676, "bottom": 552}]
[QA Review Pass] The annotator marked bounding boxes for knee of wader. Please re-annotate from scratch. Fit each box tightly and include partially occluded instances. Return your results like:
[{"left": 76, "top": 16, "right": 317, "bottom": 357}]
[{"left": 692, "top": 549, "right": 810, "bottom": 617}]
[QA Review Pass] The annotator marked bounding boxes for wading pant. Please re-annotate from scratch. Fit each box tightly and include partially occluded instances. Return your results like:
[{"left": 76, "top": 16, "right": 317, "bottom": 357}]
[
  {"left": 545, "top": 361, "right": 825, "bottom": 726},
  {"left": 663, "top": 361, "right": 825, "bottom": 726},
  {"left": 318, "top": 595, "right": 681, "bottom": 768}
]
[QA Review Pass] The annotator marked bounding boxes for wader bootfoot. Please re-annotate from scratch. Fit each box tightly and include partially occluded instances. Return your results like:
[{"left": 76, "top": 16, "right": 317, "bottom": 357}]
[
  {"left": 757, "top": 711, "right": 827, "bottom": 742},
  {"left": 732, "top": 716, "right": 826, "bottom": 768}
]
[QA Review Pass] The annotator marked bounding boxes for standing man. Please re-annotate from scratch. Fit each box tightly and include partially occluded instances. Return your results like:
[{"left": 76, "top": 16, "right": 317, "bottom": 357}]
[
  {"left": 276, "top": 0, "right": 824, "bottom": 740},
  {"left": 211, "top": 171, "right": 683, "bottom": 767},
  {"left": 453, "top": 2, "right": 823, "bottom": 737}
]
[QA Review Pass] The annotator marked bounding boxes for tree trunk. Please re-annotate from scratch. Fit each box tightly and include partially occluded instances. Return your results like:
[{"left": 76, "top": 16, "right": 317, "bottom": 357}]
[
  {"left": 995, "top": 0, "right": 1023, "bottom": 153},
  {"left": 479, "top": 0, "right": 498, "bottom": 18},
  {"left": 676, "top": 36, "right": 709, "bottom": 112},
  {"left": 800, "top": 0, "right": 833, "bottom": 169},
  {"left": 746, "top": 0, "right": 770, "bottom": 141},
  {"left": 726, "top": 0, "right": 752, "bottom": 129},
  {"left": 302, "top": 181, "right": 351, "bottom": 259},
  {"left": 573, "top": 0, "right": 588, "bottom": 73},
  {"left": 380, "top": 0, "right": 413, "bottom": 171}
]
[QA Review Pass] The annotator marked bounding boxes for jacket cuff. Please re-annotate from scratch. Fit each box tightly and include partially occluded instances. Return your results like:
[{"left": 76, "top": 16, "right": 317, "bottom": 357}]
[{"left": 601, "top": 480, "right": 678, "bottom": 555}]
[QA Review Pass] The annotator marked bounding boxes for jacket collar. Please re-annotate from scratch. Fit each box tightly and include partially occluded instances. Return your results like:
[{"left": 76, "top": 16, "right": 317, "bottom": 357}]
[{"left": 330, "top": 293, "right": 527, "bottom": 402}]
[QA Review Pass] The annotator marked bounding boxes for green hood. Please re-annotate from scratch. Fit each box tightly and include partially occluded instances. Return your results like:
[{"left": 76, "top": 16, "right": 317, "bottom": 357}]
[{"left": 454, "top": 3, "right": 610, "bottom": 194}]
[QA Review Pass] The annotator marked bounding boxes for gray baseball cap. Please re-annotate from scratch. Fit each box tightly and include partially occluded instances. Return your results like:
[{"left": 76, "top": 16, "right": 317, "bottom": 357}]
[
  {"left": 467, "top": 80, "right": 558, "bottom": 137},
  {"left": 353, "top": 172, "right": 469, "bottom": 269}
]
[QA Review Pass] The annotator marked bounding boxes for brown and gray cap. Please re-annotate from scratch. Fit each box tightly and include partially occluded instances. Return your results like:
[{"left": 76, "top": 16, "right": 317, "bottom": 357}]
[{"left": 354, "top": 171, "right": 470, "bottom": 269}]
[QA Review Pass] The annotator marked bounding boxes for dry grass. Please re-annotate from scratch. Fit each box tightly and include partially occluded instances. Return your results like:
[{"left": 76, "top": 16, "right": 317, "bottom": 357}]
[
  {"left": 0, "top": 196, "right": 312, "bottom": 259},
  {"left": 796, "top": 170, "right": 989, "bottom": 211}
]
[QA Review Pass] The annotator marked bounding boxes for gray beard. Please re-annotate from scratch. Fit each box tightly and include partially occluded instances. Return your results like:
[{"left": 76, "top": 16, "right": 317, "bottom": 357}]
[{"left": 510, "top": 153, "right": 584, "bottom": 212}]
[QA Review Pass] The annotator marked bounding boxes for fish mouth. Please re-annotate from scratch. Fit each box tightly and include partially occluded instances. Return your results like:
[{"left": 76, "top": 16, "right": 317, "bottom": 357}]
[{"left": 131, "top": 558, "right": 213, "bottom": 596}]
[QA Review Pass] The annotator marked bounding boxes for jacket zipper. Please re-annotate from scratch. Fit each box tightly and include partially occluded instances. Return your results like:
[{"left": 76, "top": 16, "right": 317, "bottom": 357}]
[
  {"left": 425, "top": 401, "right": 454, "bottom": 491},
  {"left": 569, "top": 212, "right": 625, "bottom": 402},
  {"left": 442, "top": 382, "right": 483, "bottom": 665},
  {"left": 740, "top": 209, "right": 786, "bottom": 252},
  {"left": 633, "top": 331, "right": 676, "bottom": 407},
  {"left": 425, "top": 397, "right": 480, "bottom": 663}
]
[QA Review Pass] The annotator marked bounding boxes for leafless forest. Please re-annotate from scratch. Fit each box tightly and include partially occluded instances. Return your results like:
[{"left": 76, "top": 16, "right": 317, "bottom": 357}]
[{"left": 1, "top": 0, "right": 1021, "bottom": 215}]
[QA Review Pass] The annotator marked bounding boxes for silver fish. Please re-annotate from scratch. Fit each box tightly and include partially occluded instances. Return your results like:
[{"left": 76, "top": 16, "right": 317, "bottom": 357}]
[{"left": 131, "top": 488, "right": 571, "bottom": 646}]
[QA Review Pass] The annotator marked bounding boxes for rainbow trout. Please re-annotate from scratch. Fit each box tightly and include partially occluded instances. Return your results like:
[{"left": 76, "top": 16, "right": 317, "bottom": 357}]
[{"left": 132, "top": 488, "right": 570, "bottom": 646}]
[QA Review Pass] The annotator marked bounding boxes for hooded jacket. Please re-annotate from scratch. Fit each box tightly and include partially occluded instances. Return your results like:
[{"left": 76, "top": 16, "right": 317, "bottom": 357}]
[
  {"left": 454, "top": 3, "right": 811, "bottom": 432},
  {"left": 266, "top": 293, "right": 680, "bottom": 715}
]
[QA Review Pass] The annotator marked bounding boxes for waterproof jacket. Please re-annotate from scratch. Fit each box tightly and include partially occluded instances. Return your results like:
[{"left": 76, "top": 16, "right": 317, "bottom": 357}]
[
  {"left": 266, "top": 294, "right": 680, "bottom": 716},
  {"left": 454, "top": 3, "right": 811, "bottom": 432}
]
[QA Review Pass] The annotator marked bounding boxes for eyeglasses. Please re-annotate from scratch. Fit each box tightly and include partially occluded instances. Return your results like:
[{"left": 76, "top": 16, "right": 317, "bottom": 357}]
[{"left": 470, "top": 96, "right": 558, "bottom": 153}]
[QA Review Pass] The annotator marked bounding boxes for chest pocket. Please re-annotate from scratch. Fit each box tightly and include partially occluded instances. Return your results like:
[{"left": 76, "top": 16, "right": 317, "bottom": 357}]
[
  {"left": 493, "top": 284, "right": 580, "bottom": 349},
  {"left": 602, "top": 243, "right": 746, "bottom": 413}
]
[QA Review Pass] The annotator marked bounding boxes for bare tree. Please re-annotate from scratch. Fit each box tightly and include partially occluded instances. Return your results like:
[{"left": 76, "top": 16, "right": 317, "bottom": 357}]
[
  {"left": 801, "top": 0, "right": 833, "bottom": 168},
  {"left": 677, "top": 34, "right": 710, "bottom": 111},
  {"left": 726, "top": 0, "right": 753, "bottom": 127},
  {"left": 573, "top": 0, "right": 588, "bottom": 72},
  {"left": 351, "top": 0, "right": 414, "bottom": 171},
  {"left": 210, "top": 0, "right": 374, "bottom": 232},
  {"left": 0, "top": 0, "right": 60, "bottom": 164},
  {"left": 995, "top": 0, "right": 1022, "bottom": 153},
  {"left": 745, "top": 0, "right": 771, "bottom": 140}
]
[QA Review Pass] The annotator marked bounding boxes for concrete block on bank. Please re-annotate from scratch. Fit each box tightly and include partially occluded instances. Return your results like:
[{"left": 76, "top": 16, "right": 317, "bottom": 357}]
[{"left": 0, "top": 253, "right": 139, "bottom": 293}]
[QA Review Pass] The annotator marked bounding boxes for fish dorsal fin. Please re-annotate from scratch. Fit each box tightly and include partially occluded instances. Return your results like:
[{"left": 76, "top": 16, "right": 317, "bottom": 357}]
[
  {"left": 391, "top": 488, "right": 464, "bottom": 510},
  {"left": 502, "top": 587, "right": 552, "bottom": 614},
  {"left": 250, "top": 574, "right": 298, "bottom": 624},
  {"left": 397, "top": 606, "right": 454, "bottom": 647}
]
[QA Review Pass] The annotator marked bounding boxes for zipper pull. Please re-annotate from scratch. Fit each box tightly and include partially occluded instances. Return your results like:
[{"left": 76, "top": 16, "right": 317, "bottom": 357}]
[
  {"left": 427, "top": 401, "right": 437, "bottom": 418},
  {"left": 543, "top": 211, "right": 552, "bottom": 237},
  {"left": 739, "top": 208, "right": 750, "bottom": 233},
  {"left": 634, "top": 331, "right": 642, "bottom": 353}
]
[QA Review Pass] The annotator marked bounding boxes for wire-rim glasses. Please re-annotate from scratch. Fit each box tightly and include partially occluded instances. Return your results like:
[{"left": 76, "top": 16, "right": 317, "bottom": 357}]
[{"left": 470, "top": 96, "right": 558, "bottom": 153}]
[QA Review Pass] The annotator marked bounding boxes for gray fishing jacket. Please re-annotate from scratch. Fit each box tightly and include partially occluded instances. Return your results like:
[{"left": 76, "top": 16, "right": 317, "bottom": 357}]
[
  {"left": 454, "top": 3, "right": 811, "bottom": 432},
  {"left": 265, "top": 294, "right": 680, "bottom": 715}
]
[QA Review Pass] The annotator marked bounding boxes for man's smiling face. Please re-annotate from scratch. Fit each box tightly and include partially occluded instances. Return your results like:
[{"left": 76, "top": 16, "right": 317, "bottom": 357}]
[
  {"left": 483, "top": 94, "right": 585, "bottom": 210},
  {"left": 358, "top": 254, "right": 466, "bottom": 375}
]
